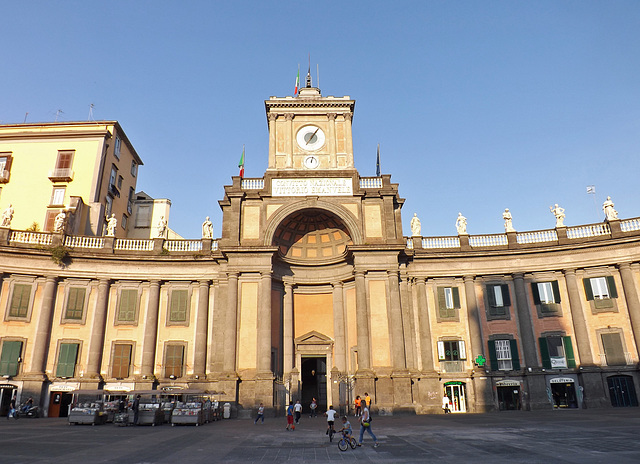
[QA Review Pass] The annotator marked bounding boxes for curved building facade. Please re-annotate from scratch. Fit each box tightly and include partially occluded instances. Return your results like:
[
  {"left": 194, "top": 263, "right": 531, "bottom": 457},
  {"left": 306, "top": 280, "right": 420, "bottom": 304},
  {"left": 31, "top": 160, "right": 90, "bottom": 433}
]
[{"left": 0, "top": 83, "right": 639, "bottom": 417}]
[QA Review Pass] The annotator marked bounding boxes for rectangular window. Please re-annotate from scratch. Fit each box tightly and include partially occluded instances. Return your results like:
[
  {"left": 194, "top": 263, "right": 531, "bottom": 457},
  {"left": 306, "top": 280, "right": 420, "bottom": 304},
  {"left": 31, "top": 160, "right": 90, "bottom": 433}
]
[
  {"left": 165, "top": 345, "right": 184, "bottom": 378},
  {"left": 135, "top": 205, "right": 151, "bottom": 228},
  {"left": 487, "top": 284, "right": 511, "bottom": 317},
  {"left": 538, "top": 282, "right": 554, "bottom": 304},
  {"left": 44, "top": 210, "right": 59, "bottom": 232},
  {"left": 437, "top": 286, "right": 460, "bottom": 318},
  {"left": 127, "top": 187, "right": 135, "bottom": 215},
  {"left": 601, "top": 333, "right": 626, "bottom": 366},
  {"left": 591, "top": 277, "right": 609, "bottom": 299},
  {"left": 109, "top": 166, "right": 118, "bottom": 187},
  {"left": 105, "top": 195, "right": 113, "bottom": 218},
  {"left": 55, "top": 151, "right": 74, "bottom": 170},
  {"left": 112, "top": 344, "right": 132, "bottom": 378},
  {"left": 0, "top": 341, "right": 23, "bottom": 376},
  {"left": 64, "top": 287, "right": 86, "bottom": 320},
  {"left": 437, "top": 340, "right": 466, "bottom": 361},
  {"left": 56, "top": 343, "right": 79, "bottom": 378},
  {"left": 121, "top": 214, "right": 127, "bottom": 230},
  {"left": 531, "top": 281, "right": 561, "bottom": 315},
  {"left": 9, "top": 284, "right": 32, "bottom": 318},
  {"left": 130, "top": 161, "right": 138, "bottom": 177},
  {"left": 114, "top": 136, "right": 122, "bottom": 159},
  {"left": 0, "top": 153, "right": 13, "bottom": 182},
  {"left": 539, "top": 336, "right": 576, "bottom": 369},
  {"left": 50, "top": 187, "right": 66, "bottom": 206},
  {"left": 117, "top": 175, "right": 123, "bottom": 189},
  {"left": 488, "top": 339, "right": 520, "bottom": 371},
  {"left": 117, "top": 289, "right": 138, "bottom": 322},
  {"left": 169, "top": 290, "right": 189, "bottom": 323}
]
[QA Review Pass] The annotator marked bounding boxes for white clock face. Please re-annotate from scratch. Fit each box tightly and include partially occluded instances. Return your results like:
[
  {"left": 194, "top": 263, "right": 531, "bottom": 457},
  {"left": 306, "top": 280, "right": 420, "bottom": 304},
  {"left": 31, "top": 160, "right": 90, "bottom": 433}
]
[
  {"left": 304, "top": 155, "right": 320, "bottom": 169},
  {"left": 296, "top": 125, "right": 326, "bottom": 151}
]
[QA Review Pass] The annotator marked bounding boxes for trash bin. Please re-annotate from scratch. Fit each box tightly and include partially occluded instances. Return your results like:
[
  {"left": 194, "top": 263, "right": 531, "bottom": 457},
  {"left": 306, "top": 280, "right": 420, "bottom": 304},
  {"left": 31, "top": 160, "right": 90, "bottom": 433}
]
[{"left": 223, "top": 403, "right": 231, "bottom": 419}]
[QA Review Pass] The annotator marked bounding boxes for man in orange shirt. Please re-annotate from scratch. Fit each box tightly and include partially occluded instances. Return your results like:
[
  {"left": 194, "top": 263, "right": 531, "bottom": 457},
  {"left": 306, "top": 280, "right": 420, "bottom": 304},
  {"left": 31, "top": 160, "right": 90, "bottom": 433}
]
[
  {"left": 364, "top": 392, "right": 371, "bottom": 409},
  {"left": 354, "top": 396, "right": 362, "bottom": 417}
]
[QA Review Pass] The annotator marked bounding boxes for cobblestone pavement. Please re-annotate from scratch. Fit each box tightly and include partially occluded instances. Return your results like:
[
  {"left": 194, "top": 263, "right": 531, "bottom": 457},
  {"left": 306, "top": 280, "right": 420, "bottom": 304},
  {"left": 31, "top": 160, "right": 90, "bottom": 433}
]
[{"left": 1, "top": 409, "right": 640, "bottom": 464}]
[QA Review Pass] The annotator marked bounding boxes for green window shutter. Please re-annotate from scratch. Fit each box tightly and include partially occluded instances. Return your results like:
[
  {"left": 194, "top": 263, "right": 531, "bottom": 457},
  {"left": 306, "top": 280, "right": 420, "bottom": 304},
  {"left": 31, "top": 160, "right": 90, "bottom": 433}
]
[
  {"left": 118, "top": 289, "right": 137, "bottom": 322},
  {"left": 509, "top": 339, "right": 521, "bottom": 370},
  {"left": 165, "top": 345, "right": 185, "bottom": 378},
  {"left": 601, "top": 333, "right": 626, "bottom": 366},
  {"left": 56, "top": 343, "right": 78, "bottom": 378},
  {"left": 452, "top": 287, "right": 461, "bottom": 309},
  {"left": 169, "top": 290, "right": 188, "bottom": 322},
  {"left": 531, "top": 283, "right": 541, "bottom": 305},
  {"left": 539, "top": 337, "right": 551, "bottom": 369},
  {"left": 65, "top": 287, "right": 85, "bottom": 320},
  {"left": 487, "top": 286, "right": 497, "bottom": 307},
  {"left": 551, "top": 281, "right": 561, "bottom": 303},
  {"left": 606, "top": 276, "right": 618, "bottom": 298},
  {"left": 583, "top": 278, "right": 594, "bottom": 301},
  {"left": 112, "top": 344, "right": 132, "bottom": 378},
  {"left": 10, "top": 284, "right": 32, "bottom": 317},
  {"left": 501, "top": 285, "right": 511, "bottom": 307},
  {"left": 437, "top": 287, "right": 446, "bottom": 314},
  {"left": 487, "top": 340, "right": 498, "bottom": 371},
  {"left": 0, "top": 341, "right": 23, "bottom": 376},
  {"left": 563, "top": 336, "right": 576, "bottom": 368}
]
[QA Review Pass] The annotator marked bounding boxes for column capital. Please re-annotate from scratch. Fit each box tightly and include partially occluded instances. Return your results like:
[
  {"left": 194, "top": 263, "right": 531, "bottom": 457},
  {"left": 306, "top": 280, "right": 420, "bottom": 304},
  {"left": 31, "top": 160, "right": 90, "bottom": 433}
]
[
  {"left": 563, "top": 268, "right": 577, "bottom": 277},
  {"left": 344, "top": 112, "right": 353, "bottom": 122},
  {"left": 268, "top": 113, "right": 278, "bottom": 122},
  {"left": 617, "top": 262, "right": 633, "bottom": 272},
  {"left": 227, "top": 271, "right": 239, "bottom": 279},
  {"left": 198, "top": 279, "right": 211, "bottom": 287},
  {"left": 282, "top": 276, "right": 294, "bottom": 287},
  {"left": 331, "top": 280, "right": 343, "bottom": 289},
  {"left": 414, "top": 276, "right": 426, "bottom": 285},
  {"left": 463, "top": 275, "right": 476, "bottom": 283},
  {"left": 512, "top": 272, "right": 525, "bottom": 280},
  {"left": 354, "top": 269, "right": 366, "bottom": 278},
  {"left": 284, "top": 113, "right": 295, "bottom": 121},
  {"left": 260, "top": 270, "right": 272, "bottom": 279},
  {"left": 327, "top": 112, "right": 337, "bottom": 121}
]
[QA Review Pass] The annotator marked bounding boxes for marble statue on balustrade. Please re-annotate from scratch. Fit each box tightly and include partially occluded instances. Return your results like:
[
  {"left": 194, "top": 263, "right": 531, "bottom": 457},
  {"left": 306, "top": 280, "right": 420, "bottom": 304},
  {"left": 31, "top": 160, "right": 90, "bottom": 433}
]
[
  {"left": 157, "top": 216, "right": 167, "bottom": 238},
  {"left": 603, "top": 196, "right": 618, "bottom": 221},
  {"left": 455, "top": 212, "right": 467, "bottom": 235},
  {"left": 106, "top": 213, "right": 117, "bottom": 236},
  {"left": 54, "top": 211, "right": 66, "bottom": 233},
  {"left": 410, "top": 213, "right": 421, "bottom": 237},
  {"left": 202, "top": 216, "right": 213, "bottom": 238},
  {"left": 0, "top": 204, "right": 14, "bottom": 228},
  {"left": 503, "top": 208, "right": 515, "bottom": 232},
  {"left": 550, "top": 204, "right": 565, "bottom": 227}
]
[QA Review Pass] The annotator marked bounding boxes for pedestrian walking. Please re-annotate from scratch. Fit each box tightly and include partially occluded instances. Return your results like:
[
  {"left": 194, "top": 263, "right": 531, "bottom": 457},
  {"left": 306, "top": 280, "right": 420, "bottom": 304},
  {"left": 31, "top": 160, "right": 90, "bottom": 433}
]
[
  {"left": 286, "top": 401, "right": 295, "bottom": 431},
  {"left": 133, "top": 394, "right": 141, "bottom": 425},
  {"left": 357, "top": 404, "right": 379, "bottom": 448},
  {"left": 354, "top": 395, "right": 362, "bottom": 417},
  {"left": 442, "top": 394, "right": 451, "bottom": 414},
  {"left": 294, "top": 399, "right": 302, "bottom": 424},
  {"left": 309, "top": 397, "right": 317, "bottom": 417},
  {"left": 254, "top": 403, "right": 265, "bottom": 424}
]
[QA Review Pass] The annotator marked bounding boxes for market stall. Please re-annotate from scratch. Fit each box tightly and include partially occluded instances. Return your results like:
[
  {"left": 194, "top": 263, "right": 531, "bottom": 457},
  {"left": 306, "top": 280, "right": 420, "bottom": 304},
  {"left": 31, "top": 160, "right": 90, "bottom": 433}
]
[{"left": 68, "top": 390, "right": 109, "bottom": 425}]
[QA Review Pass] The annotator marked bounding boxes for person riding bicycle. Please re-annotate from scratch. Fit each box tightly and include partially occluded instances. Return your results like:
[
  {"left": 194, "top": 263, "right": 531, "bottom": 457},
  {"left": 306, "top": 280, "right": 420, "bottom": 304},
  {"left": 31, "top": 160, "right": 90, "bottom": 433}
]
[
  {"left": 339, "top": 416, "right": 353, "bottom": 440},
  {"left": 325, "top": 405, "right": 337, "bottom": 436}
]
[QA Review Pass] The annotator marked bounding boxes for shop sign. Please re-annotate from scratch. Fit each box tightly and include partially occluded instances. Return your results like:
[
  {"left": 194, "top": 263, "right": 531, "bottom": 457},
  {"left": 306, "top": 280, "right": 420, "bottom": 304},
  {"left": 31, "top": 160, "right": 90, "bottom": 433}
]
[
  {"left": 50, "top": 383, "right": 79, "bottom": 391},
  {"left": 444, "top": 381, "right": 464, "bottom": 386},
  {"left": 496, "top": 380, "right": 521, "bottom": 386},
  {"left": 550, "top": 377, "right": 574, "bottom": 384},
  {"left": 104, "top": 383, "right": 134, "bottom": 392},
  {"left": 0, "top": 384, "right": 17, "bottom": 389},
  {"left": 272, "top": 178, "right": 353, "bottom": 197},
  {"left": 162, "top": 386, "right": 184, "bottom": 391}
]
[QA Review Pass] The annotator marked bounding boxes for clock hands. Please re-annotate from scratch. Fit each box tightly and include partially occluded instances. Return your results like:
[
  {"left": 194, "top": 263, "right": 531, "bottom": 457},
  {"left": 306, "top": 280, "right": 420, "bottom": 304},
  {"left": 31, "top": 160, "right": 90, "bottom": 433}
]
[{"left": 306, "top": 127, "right": 320, "bottom": 145}]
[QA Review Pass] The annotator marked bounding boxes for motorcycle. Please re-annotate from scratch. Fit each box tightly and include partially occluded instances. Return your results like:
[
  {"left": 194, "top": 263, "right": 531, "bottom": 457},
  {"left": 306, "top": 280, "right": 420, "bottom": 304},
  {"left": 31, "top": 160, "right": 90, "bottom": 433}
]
[{"left": 17, "top": 403, "right": 39, "bottom": 418}]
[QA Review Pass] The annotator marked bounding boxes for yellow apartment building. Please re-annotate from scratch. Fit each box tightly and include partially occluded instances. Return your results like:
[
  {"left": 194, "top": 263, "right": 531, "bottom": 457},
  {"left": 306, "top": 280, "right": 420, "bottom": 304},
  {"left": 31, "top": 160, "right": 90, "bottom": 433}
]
[{"left": 0, "top": 122, "right": 142, "bottom": 236}]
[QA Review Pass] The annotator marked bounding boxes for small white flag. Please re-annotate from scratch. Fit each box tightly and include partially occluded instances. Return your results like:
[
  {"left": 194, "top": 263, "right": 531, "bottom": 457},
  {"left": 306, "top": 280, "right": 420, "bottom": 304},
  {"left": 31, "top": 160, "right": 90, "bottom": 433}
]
[{"left": 586, "top": 185, "right": 595, "bottom": 194}]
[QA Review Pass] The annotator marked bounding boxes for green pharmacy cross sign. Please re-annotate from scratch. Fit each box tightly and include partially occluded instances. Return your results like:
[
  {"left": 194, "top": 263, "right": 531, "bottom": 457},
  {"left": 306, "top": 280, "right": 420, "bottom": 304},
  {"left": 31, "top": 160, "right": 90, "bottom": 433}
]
[{"left": 474, "top": 355, "right": 487, "bottom": 367}]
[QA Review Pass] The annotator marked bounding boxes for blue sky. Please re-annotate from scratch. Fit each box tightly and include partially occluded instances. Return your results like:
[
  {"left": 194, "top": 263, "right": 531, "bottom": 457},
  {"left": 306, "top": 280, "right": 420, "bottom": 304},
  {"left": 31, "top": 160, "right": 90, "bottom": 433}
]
[{"left": 2, "top": 1, "right": 639, "bottom": 238}]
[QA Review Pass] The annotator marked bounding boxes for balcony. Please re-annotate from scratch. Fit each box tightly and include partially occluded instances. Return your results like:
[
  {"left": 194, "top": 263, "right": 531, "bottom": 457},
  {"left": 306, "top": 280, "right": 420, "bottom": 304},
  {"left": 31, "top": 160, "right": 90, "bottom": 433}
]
[
  {"left": 439, "top": 361, "right": 465, "bottom": 373},
  {"left": 108, "top": 183, "right": 120, "bottom": 198},
  {"left": 48, "top": 168, "right": 74, "bottom": 182},
  {"left": 0, "top": 169, "right": 9, "bottom": 183}
]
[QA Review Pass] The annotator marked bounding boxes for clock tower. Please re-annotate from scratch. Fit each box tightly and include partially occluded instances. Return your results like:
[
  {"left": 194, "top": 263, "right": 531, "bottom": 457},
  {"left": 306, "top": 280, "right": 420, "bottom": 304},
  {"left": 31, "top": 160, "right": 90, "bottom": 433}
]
[{"left": 265, "top": 72, "right": 355, "bottom": 172}]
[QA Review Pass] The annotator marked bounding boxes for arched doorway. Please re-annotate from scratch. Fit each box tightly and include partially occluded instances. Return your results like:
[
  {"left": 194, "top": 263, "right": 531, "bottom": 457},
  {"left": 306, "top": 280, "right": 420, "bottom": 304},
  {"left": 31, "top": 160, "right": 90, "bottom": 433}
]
[{"left": 608, "top": 375, "right": 638, "bottom": 407}]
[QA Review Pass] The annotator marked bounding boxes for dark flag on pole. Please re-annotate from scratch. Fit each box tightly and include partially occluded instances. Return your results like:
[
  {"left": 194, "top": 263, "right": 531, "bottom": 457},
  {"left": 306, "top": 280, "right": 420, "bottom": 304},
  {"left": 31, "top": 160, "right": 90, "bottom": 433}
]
[{"left": 376, "top": 144, "right": 381, "bottom": 177}]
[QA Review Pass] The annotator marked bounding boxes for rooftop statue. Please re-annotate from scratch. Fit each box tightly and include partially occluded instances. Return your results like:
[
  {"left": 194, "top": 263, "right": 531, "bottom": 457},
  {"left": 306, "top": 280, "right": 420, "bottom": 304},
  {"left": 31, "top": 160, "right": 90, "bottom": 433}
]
[
  {"left": 106, "top": 213, "right": 117, "bottom": 236},
  {"left": 603, "top": 196, "right": 618, "bottom": 221},
  {"left": 456, "top": 212, "right": 467, "bottom": 235},
  {"left": 503, "top": 208, "right": 515, "bottom": 232},
  {"left": 202, "top": 216, "right": 213, "bottom": 238},
  {"left": 0, "top": 204, "right": 14, "bottom": 228},
  {"left": 157, "top": 216, "right": 167, "bottom": 238},
  {"left": 54, "top": 211, "right": 66, "bottom": 233},
  {"left": 550, "top": 204, "right": 565, "bottom": 228},
  {"left": 410, "top": 213, "right": 421, "bottom": 237}
]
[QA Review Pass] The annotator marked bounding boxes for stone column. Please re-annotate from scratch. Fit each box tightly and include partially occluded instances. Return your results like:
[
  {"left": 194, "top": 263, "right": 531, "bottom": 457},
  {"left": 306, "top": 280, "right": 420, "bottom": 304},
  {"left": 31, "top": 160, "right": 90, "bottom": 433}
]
[
  {"left": 285, "top": 113, "right": 294, "bottom": 168},
  {"left": 85, "top": 279, "right": 110, "bottom": 378},
  {"left": 193, "top": 280, "right": 210, "bottom": 377},
  {"left": 387, "top": 270, "right": 406, "bottom": 370},
  {"left": 210, "top": 277, "right": 225, "bottom": 373},
  {"left": 257, "top": 271, "right": 272, "bottom": 373},
  {"left": 399, "top": 268, "right": 416, "bottom": 371},
  {"left": 354, "top": 270, "right": 371, "bottom": 371},
  {"left": 332, "top": 281, "right": 346, "bottom": 372},
  {"left": 344, "top": 113, "right": 354, "bottom": 167},
  {"left": 223, "top": 272, "right": 239, "bottom": 373},
  {"left": 283, "top": 279, "right": 294, "bottom": 377},
  {"left": 415, "top": 278, "right": 434, "bottom": 371},
  {"left": 618, "top": 263, "right": 640, "bottom": 353},
  {"left": 268, "top": 113, "right": 277, "bottom": 169},
  {"left": 29, "top": 276, "right": 58, "bottom": 377},
  {"left": 141, "top": 280, "right": 160, "bottom": 378},
  {"left": 564, "top": 269, "right": 593, "bottom": 364},
  {"left": 512, "top": 273, "right": 538, "bottom": 368},
  {"left": 463, "top": 276, "right": 484, "bottom": 360},
  {"left": 328, "top": 113, "right": 337, "bottom": 168}
]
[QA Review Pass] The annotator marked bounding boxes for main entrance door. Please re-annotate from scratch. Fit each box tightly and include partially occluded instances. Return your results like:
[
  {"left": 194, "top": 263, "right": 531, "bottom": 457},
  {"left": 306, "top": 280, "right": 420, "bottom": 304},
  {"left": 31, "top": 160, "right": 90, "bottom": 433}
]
[
  {"left": 301, "top": 357, "right": 327, "bottom": 413},
  {"left": 497, "top": 386, "right": 521, "bottom": 410},
  {"left": 444, "top": 382, "right": 466, "bottom": 413},
  {"left": 48, "top": 391, "right": 73, "bottom": 417}
]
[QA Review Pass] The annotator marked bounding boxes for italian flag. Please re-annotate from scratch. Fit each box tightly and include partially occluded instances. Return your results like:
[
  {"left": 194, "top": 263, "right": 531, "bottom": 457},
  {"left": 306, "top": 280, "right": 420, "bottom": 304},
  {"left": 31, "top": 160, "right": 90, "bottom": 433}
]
[
  {"left": 238, "top": 145, "right": 245, "bottom": 178},
  {"left": 294, "top": 66, "right": 300, "bottom": 95}
]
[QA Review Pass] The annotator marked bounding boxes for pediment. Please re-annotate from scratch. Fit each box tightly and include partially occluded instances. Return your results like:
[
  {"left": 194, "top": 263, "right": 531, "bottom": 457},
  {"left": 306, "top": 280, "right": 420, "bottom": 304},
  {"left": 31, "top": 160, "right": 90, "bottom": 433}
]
[{"left": 295, "top": 330, "right": 334, "bottom": 346}]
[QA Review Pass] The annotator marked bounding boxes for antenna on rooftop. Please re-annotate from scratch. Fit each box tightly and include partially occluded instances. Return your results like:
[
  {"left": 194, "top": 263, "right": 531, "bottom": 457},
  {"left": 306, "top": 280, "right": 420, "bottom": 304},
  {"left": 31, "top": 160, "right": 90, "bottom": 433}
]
[
  {"left": 23, "top": 112, "right": 29, "bottom": 123},
  {"left": 317, "top": 63, "right": 320, "bottom": 90},
  {"left": 88, "top": 103, "right": 95, "bottom": 121},
  {"left": 55, "top": 109, "right": 64, "bottom": 122}
]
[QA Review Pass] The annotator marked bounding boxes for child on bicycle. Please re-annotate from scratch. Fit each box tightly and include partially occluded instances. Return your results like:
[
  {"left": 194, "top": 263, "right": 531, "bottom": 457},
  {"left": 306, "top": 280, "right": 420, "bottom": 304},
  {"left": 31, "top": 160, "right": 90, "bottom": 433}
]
[{"left": 339, "top": 416, "right": 353, "bottom": 440}]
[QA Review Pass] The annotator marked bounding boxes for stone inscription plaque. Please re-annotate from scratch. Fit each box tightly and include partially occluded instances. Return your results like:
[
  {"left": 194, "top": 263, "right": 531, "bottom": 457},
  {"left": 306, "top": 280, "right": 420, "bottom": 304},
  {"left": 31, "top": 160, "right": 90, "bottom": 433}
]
[{"left": 272, "top": 178, "right": 353, "bottom": 197}]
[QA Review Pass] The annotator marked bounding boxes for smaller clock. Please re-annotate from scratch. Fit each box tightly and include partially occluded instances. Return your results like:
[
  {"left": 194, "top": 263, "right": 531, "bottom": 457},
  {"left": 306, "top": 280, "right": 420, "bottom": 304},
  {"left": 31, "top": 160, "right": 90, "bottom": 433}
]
[{"left": 304, "top": 155, "right": 320, "bottom": 169}]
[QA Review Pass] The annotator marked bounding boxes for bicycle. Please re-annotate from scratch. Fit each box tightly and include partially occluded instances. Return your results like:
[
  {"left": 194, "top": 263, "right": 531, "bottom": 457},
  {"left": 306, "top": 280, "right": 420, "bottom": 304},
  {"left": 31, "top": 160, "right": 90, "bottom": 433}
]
[
  {"left": 337, "top": 430, "right": 357, "bottom": 451},
  {"left": 328, "top": 425, "right": 336, "bottom": 442}
]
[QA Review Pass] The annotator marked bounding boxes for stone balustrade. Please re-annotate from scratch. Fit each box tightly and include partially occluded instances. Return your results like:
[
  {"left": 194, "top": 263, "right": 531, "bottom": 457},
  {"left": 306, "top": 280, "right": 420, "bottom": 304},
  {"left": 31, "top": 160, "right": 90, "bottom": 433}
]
[
  {"left": 359, "top": 177, "right": 383, "bottom": 189},
  {"left": 241, "top": 178, "right": 264, "bottom": 190},
  {"left": 469, "top": 234, "right": 509, "bottom": 247}
]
